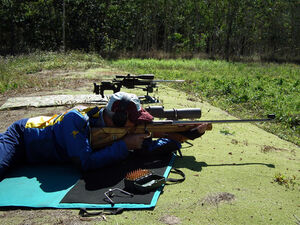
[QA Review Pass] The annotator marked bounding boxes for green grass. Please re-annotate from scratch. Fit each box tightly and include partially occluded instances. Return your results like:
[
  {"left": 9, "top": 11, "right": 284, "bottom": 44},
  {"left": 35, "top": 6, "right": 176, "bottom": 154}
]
[
  {"left": 109, "top": 58, "right": 300, "bottom": 145},
  {"left": 113, "top": 87, "right": 299, "bottom": 225},
  {"left": 1, "top": 53, "right": 299, "bottom": 145},
  {"left": 0, "top": 53, "right": 299, "bottom": 224},
  {"left": 0, "top": 51, "right": 104, "bottom": 93}
]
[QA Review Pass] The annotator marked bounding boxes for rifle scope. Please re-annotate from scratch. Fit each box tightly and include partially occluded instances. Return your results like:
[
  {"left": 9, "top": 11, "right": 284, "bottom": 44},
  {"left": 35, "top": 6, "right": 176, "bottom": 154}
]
[
  {"left": 115, "top": 74, "right": 155, "bottom": 80},
  {"left": 145, "top": 106, "right": 201, "bottom": 120}
]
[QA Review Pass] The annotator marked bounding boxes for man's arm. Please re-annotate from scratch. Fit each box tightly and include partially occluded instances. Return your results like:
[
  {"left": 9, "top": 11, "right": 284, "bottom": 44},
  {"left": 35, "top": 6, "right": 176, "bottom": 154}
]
[
  {"left": 60, "top": 110, "right": 131, "bottom": 171},
  {"left": 81, "top": 140, "right": 129, "bottom": 170}
]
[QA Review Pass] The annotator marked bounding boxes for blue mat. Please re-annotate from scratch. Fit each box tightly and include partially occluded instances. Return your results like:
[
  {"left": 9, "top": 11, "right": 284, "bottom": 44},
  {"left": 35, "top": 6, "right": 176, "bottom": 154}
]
[{"left": 0, "top": 154, "right": 175, "bottom": 209}]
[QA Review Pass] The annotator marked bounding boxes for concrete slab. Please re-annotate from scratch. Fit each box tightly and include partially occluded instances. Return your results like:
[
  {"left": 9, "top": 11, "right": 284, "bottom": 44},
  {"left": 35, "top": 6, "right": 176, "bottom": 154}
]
[{"left": 0, "top": 94, "right": 107, "bottom": 110}]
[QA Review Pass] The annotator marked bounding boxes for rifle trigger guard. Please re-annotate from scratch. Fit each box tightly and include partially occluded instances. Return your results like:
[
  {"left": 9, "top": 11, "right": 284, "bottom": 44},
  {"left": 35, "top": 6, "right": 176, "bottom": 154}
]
[
  {"left": 144, "top": 126, "right": 152, "bottom": 138},
  {"left": 145, "top": 131, "right": 152, "bottom": 138}
]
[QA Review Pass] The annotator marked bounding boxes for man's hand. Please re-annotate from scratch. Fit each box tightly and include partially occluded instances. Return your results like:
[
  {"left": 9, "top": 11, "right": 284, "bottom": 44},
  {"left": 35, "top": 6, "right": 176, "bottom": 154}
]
[
  {"left": 161, "top": 123, "right": 212, "bottom": 143},
  {"left": 123, "top": 134, "right": 148, "bottom": 150},
  {"left": 193, "top": 123, "right": 212, "bottom": 134}
]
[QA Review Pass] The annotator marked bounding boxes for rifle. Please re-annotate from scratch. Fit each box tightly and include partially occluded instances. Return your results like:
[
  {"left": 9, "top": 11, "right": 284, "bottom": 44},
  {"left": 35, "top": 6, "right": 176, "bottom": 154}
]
[
  {"left": 90, "top": 107, "right": 275, "bottom": 149},
  {"left": 93, "top": 74, "right": 184, "bottom": 103}
]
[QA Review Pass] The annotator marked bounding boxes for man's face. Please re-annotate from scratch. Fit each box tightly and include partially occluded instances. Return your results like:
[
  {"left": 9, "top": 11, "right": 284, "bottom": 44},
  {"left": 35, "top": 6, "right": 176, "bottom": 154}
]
[{"left": 124, "top": 119, "right": 135, "bottom": 127}]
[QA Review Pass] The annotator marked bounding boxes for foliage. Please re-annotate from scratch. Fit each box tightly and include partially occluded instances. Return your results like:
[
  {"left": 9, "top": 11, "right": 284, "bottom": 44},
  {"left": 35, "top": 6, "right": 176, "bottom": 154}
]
[
  {"left": 0, "top": 0, "right": 299, "bottom": 61},
  {"left": 274, "top": 173, "right": 297, "bottom": 189},
  {"left": 109, "top": 58, "right": 300, "bottom": 145},
  {"left": 220, "top": 129, "right": 235, "bottom": 136}
]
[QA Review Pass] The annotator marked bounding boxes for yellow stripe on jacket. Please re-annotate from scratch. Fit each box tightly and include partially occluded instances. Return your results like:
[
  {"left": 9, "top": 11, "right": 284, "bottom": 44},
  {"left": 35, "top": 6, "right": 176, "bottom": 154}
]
[
  {"left": 25, "top": 115, "right": 58, "bottom": 128},
  {"left": 25, "top": 106, "right": 104, "bottom": 129}
]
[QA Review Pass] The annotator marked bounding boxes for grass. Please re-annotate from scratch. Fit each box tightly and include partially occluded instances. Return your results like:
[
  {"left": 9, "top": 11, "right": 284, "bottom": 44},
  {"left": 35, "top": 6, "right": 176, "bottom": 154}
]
[
  {"left": 120, "top": 87, "right": 299, "bottom": 225},
  {"left": 109, "top": 58, "right": 300, "bottom": 145},
  {"left": 1, "top": 52, "right": 299, "bottom": 145},
  {"left": 0, "top": 52, "right": 299, "bottom": 224},
  {"left": 0, "top": 51, "right": 104, "bottom": 93}
]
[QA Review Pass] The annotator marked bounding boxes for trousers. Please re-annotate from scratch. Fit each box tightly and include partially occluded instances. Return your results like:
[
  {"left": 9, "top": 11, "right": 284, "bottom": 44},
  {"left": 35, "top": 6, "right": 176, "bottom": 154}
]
[{"left": 0, "top": 118, "right": 28, "bottom": 180}]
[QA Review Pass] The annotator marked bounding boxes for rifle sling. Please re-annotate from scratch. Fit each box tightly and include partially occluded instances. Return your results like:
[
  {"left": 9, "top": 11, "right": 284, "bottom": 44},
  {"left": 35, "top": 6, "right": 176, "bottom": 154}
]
[
  {"left": 79, "top": 207, "right": 124, "bottom": 217},
  {"left": 166, "top": 168, "right": 185, "bottom": 184}
]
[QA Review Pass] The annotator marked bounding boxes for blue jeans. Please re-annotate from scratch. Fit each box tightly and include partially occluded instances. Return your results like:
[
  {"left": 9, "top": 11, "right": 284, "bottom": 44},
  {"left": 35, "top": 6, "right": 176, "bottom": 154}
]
[{"left": 0, "top": 118, "right": 28, "bottom": 179}]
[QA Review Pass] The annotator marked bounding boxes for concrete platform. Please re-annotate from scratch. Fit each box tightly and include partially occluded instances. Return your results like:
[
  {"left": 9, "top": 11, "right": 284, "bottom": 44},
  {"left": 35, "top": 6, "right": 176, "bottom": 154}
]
[{"left": 0, "top": 94, "right": 107, "bottom": 110}]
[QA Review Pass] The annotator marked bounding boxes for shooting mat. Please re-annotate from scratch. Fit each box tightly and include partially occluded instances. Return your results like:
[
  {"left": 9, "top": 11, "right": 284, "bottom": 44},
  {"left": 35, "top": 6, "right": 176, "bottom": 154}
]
[{"left": 0, "top": 153, "right": 175, "bottom": 209}]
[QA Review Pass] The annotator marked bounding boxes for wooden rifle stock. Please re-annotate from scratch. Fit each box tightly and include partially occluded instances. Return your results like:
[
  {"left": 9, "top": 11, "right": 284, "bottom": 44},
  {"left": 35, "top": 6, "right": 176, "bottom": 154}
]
[{"left": 90, "top": 114, "right": 275, "bottom": 149}]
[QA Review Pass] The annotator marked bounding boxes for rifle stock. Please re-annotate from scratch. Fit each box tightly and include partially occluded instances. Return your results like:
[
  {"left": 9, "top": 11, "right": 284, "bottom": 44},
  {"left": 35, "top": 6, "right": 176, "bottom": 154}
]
[{"left": 90, "top": 114, "right": 275, "bottom": 150}]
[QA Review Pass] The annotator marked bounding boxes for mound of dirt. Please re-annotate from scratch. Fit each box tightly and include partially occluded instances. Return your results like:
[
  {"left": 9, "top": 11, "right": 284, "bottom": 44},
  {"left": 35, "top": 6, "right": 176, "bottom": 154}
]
[{"left": 201, "top": 192, "right": 235, "bottom": 206}]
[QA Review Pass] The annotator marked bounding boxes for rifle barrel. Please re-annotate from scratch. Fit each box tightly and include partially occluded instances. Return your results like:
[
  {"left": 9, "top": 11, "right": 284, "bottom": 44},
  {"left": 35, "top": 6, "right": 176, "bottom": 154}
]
[
  {"left": 153, "top": 80, "right": 185, "bottom": 82},
  {"left": 152, "top": 114, "right": 275, "bottom": 125}
]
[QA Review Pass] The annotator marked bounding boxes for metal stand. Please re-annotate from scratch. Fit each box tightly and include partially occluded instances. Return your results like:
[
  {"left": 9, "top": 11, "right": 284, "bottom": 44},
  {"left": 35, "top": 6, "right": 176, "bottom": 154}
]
[{"left": 104, "top": 188, "right": 134, "bottom": 205}]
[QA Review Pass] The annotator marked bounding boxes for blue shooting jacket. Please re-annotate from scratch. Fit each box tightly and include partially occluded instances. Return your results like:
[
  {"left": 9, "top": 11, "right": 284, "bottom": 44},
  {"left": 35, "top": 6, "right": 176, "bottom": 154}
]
[{"left": 22, "top": 107, "right": 129, "bottom": 171}]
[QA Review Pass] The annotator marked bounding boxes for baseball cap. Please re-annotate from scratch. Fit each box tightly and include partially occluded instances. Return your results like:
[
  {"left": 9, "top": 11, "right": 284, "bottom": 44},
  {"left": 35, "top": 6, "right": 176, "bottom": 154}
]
[{"left": 106, "top": 92, "right": 153, "bottom": 124}]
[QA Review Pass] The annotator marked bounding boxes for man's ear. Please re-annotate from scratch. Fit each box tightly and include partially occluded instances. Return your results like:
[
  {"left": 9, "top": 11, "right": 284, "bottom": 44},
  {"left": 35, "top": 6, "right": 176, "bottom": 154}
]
[
  {"left": 103, "top": 109, "right": 115, "bottom": 127},
  {"left": 112, "top": 111, "right": 128, "bottom": 127}
]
